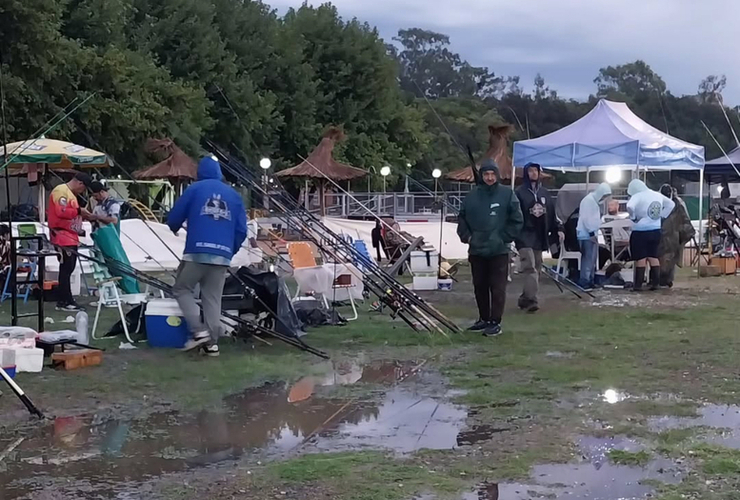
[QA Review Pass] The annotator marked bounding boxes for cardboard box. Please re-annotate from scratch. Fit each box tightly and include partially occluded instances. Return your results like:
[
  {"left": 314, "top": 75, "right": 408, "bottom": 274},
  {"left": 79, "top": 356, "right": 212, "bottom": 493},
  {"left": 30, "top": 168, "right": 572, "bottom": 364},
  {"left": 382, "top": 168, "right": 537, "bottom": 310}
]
[
  {"left": 52, "top": 349, "right": 102, "bottom": 371},
  {"left": 709, "top": 256, "right": 737, "bottom": 275}
]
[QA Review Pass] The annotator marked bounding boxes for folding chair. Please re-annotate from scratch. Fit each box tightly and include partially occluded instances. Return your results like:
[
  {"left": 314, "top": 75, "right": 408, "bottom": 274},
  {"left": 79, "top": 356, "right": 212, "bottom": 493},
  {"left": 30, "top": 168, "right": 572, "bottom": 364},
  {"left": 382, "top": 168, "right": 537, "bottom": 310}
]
[
  {"left": 332, "top": 271, "right": 358, "bottom": 321},
  {"left": 89, "top": 247, "right": 142, "bottom": 343},
  {"left": 288, "top": 242, "right": 324, "bottom": 300}
]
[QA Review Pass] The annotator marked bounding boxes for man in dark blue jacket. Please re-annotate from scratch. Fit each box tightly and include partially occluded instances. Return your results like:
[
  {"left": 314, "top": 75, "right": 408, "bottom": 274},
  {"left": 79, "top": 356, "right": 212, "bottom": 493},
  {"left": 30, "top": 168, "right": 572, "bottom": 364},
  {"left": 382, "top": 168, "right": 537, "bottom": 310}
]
[{"left": 168, "top": 155, "right": 248, "bottom": 356}]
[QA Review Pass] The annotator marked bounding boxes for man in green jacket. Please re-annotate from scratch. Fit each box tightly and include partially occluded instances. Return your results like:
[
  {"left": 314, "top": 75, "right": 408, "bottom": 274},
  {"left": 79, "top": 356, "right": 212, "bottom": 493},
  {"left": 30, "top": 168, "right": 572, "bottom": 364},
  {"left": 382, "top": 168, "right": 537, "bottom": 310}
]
[{"left": 457, "top": 159, "right": 524, "bottom": 336}]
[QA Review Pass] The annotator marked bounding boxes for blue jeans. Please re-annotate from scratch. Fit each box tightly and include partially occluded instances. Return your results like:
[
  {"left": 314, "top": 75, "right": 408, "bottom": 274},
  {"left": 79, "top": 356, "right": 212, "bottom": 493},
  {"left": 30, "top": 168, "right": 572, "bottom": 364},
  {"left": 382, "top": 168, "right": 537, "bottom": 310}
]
[{"left": 579, "top": 239, "right": 598, "bottom": 287}]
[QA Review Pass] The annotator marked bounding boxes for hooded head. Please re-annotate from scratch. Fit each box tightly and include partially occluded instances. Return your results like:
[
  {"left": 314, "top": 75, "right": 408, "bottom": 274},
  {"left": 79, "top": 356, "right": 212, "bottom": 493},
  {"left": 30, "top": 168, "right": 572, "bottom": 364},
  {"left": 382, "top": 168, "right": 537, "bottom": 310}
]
[
  {"left": 198, "top": 155, "right": 223, "bottom": 181},
  {"left": 591, "top": 182, "right": 612, "bottom": 203},
  {"left": 627, "top": 179, "right": 648, "bottom": 197},
  {"left": 524, "top": 162, "right": 542, "bottom": 190},
  {"left": 478, "top": 159, "right": 499, "bottom": 186},
  {"left": 659, "top": 183, "right": 675, "bottom": 199}
]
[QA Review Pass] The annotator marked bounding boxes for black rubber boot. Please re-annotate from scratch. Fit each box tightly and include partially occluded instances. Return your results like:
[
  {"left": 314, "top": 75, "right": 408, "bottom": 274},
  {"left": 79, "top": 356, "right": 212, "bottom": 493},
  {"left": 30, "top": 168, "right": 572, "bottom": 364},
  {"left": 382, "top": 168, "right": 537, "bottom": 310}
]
[
  {"left": 649, "top": 266, "right": 661, "bottom": 291},
  {"left": 632, "top": 267, "right": 646, "bottom": 292}
]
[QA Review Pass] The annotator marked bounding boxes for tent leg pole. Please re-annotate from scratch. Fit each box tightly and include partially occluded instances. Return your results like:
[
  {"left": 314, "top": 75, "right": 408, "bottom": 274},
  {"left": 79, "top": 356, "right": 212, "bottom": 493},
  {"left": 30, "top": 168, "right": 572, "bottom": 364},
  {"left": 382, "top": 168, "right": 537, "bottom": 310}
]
[{"left": 698, "top": 168, "right": 704, "bottom": 278}]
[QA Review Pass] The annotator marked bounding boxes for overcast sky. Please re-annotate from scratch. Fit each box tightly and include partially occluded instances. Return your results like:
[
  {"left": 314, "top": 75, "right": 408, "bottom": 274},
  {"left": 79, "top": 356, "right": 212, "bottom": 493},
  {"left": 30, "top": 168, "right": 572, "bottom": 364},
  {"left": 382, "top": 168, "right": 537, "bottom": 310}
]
[{"left": 270, "top": 0, "right": 740, "bottom": 104}]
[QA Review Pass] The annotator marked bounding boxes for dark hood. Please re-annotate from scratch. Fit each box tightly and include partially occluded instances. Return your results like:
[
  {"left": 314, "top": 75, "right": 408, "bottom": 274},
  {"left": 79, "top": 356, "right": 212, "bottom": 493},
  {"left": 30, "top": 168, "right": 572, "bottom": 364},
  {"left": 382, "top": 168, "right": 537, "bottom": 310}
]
[
  {"left": 523, "top": 162, "right": 542, "bottom": 191},
  {"left": 198, "top": 156, "right": 223, "bottom": 181},
  {"left": 478, "top": 159, "right": 500, "bottom": 187}
]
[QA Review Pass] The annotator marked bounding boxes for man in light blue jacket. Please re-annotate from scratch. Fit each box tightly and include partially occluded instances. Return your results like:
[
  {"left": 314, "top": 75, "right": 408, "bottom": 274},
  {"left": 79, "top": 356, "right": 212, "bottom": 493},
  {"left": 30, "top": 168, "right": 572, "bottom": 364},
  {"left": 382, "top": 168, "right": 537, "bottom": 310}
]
[
  {"left": 575, "top": 183, "right": 611, "bottom": 291},
  {"left": 626, "top": 179, "right": 675, "bottom": 291}
]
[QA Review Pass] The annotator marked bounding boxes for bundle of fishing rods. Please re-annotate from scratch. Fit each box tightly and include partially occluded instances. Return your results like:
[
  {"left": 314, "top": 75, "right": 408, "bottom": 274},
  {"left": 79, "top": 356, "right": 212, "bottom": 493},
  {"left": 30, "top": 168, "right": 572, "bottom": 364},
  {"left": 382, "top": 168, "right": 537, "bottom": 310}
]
[{"left": 206, "top": 142, "right": 461, "bottom": 336}]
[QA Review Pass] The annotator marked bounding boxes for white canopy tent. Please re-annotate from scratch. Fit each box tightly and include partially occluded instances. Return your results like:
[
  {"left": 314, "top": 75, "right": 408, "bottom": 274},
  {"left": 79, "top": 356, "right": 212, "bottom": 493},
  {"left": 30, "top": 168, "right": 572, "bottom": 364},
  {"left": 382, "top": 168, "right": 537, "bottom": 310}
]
[{"left": 512, "top": 99, "right": 707, "bottom": 252}]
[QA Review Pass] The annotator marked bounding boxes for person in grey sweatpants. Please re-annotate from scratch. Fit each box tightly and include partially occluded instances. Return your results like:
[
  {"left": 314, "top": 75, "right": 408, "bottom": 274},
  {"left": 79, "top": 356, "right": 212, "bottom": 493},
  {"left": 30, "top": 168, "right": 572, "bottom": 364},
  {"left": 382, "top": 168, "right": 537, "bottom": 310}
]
[
  {"left": 172, "top": 262, "right": 228, "bottom": 350},
  {"left": 167, "top": 156, "right": 248, "bottom": 356}
]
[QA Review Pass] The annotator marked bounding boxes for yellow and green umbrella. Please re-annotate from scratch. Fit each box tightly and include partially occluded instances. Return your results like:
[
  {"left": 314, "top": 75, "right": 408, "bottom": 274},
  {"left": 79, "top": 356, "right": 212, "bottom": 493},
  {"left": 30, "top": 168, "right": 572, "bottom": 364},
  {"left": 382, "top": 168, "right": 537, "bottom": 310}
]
[{"left": 1, "top": 138, "right": 110, "bottom": 169}]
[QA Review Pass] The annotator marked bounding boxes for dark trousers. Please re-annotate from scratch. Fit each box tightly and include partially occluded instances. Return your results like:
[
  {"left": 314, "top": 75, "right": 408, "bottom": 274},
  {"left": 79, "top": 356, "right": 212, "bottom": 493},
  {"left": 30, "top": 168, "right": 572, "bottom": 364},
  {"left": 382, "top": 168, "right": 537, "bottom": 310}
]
[
  {"left": 57, "top": 246, "right": 78, "bottom": 305},
  {"left": 469, "top": 254, "right": 509, "bottom": 324}
]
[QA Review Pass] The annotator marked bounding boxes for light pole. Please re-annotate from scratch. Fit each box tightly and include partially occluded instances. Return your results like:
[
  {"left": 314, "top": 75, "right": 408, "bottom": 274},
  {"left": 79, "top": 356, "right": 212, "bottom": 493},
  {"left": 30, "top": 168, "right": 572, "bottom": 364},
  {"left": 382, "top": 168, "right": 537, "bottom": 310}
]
[
  {"left": 380, "top": 166, "right": 391, "bottom": 215},
  {"left": 432, "top": 168, "right": 442, "bottom": 196},
  {"left": 260, "top": 157, "right": 271, "bottom": 210}
]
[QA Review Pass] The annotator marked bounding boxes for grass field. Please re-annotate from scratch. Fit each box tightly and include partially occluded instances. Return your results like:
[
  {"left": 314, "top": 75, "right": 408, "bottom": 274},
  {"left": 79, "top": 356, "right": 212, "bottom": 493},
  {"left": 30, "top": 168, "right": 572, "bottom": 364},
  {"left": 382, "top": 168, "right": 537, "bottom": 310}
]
[{"left": 2, "top": 267, "right": 740, "bottom": 499}]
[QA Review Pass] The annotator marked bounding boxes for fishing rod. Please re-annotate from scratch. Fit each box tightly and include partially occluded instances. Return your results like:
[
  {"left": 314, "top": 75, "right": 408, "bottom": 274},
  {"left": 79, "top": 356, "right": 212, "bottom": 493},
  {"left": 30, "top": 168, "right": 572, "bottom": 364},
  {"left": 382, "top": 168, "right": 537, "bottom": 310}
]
[
  {"left": 213, "top": 156, "right": 433, "bottom": 333},
  {"left": 209, "top": 86, "right": 459, "bottom": 332},
  {"left": 64, "top": 246, "right": 329, "bottom": 358},
  {"left": 210, "top": 145, "right": 459, "bottom": 334},
  {"left": 27, "top": 151, "right": 329, "bottom": 358},
  {"left": 66, "top": 121, "right": 307, "bottom": 347}
]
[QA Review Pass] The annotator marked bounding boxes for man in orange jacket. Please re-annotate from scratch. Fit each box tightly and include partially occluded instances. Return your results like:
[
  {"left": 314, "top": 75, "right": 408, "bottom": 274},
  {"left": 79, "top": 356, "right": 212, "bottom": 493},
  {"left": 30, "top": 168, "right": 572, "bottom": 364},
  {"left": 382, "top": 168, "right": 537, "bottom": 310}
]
[{"left": 48, "top": 172, "right": 94, "bottom": 311}]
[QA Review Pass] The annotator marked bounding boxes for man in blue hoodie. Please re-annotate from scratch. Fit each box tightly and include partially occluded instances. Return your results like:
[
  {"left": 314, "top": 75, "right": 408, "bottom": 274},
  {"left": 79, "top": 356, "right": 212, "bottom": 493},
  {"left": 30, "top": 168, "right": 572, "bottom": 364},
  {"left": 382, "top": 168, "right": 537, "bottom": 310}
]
[{"left": 168, "top": 156, "right": 248, "bottom": 356}]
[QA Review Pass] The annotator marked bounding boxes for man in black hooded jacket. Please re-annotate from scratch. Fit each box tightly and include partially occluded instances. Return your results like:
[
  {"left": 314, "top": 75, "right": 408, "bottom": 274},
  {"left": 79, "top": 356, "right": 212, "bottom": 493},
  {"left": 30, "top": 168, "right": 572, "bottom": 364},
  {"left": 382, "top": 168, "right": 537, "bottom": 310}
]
[{"left": 515, "top": 163, "right": 563, "bottom": 312}]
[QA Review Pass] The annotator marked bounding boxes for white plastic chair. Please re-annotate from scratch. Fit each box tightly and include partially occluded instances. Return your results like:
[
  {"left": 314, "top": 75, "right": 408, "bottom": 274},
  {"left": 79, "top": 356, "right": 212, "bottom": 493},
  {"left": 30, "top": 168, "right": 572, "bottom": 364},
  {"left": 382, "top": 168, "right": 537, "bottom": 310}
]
[{"left": 556, "top": 251, "right": 581, "bottom": 280}]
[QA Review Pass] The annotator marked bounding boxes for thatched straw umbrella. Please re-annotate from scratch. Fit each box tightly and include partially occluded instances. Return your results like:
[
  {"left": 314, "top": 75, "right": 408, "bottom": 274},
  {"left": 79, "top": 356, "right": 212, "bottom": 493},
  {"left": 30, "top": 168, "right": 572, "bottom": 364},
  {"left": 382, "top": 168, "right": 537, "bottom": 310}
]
[
  {"left": 276, "top": 128, "right": 367, "bottom": 215},
  {"left": 445, "top": 125, "right": 551, "bottom": 185},
  {"left": 133, "top": 139, "right": 197, "bottom": 195}
]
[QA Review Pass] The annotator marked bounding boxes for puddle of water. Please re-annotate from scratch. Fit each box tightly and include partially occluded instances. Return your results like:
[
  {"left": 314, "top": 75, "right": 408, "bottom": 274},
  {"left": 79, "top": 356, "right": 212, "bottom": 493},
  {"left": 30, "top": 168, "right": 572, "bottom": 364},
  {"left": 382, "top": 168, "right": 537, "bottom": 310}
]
[
  {"left": 649, "top": 403, "right": 740, "bottom": 449},
  {"left": 0, "top": 360, "right": 467, "bottom": 500},
  {"left": 456, "top": 425, "right": 510, "bottom": 446},
  {"left": 577, "top": 435, "right": 645, "bottom": 467},
  {"left": 460, "top": 435, "right": 680, "bottom": 500}
]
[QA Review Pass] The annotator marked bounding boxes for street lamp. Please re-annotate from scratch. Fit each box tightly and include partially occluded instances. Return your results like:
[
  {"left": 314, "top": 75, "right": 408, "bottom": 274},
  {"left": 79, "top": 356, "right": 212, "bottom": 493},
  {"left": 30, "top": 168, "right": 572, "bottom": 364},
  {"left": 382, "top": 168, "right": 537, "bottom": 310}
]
[
  {"left": 380, "top": 166, "right": 391, "bottom": 193},
  {"left": 259, "top": 157, "right": 272, "bottom": 210},
  {"left": 432, "top": 168, "right": 442, "bottom": 195}
]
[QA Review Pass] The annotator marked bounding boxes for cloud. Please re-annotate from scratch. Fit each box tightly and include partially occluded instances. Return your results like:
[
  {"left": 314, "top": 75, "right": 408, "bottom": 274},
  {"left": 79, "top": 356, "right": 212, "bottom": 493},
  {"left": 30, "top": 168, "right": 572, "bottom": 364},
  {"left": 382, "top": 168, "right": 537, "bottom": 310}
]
[{"left": 270, "top": 0, "right": 740, "bottom": 104}]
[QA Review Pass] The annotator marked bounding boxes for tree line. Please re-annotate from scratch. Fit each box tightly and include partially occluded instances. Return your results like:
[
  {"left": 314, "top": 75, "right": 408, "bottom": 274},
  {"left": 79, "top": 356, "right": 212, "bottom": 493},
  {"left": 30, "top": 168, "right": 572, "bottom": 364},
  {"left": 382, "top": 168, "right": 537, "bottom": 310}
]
[{"left": 2, "top": 1, "right": 738, "bottom": 189}]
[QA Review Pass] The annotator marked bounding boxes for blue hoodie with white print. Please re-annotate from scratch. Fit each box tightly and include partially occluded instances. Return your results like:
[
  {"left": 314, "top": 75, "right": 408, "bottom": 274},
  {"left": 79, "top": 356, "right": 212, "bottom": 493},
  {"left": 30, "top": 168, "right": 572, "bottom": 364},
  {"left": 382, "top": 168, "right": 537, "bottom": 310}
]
[{"left": 167, "top": 156, "right": 247, "bottom": 264}]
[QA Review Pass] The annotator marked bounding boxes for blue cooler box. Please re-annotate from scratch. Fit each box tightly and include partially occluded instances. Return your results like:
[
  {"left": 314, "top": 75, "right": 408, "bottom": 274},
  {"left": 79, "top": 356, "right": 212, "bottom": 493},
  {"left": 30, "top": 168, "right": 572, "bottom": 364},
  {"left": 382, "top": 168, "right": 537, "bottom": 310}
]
[{"left": 145, "top": 299, "right": 190, "bottom": 348}]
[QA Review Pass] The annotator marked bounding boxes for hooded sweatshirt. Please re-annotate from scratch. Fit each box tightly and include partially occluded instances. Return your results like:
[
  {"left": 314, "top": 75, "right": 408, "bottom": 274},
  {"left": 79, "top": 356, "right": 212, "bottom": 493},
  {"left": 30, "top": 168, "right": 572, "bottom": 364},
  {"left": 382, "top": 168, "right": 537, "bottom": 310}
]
[
  {"left": 576, "top": 182, "right": 612, "bottom": 240},
  {"left": 167, "top": 156, "right": 248, "bottom": 265},
  {"left": 626, "top": 179, "right": 675, "bottom": 232},
  {"left": 515, "top": 163, "right": 562, "bottom": 250},
  {"left": 457, "top": 159, "right": 524, "bottom": 257}
]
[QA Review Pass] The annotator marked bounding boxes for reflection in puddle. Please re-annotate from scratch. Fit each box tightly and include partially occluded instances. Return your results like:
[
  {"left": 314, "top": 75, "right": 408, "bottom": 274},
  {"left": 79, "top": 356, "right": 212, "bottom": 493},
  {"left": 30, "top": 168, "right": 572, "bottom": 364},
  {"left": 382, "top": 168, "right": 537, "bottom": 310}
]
[
  {"left": 456, "top": 425, "right": 509, "bottom": 446},
  {"left": 602, "top": 388, "right": 628, "bottom": 404},
  {"left": 649, "top": 404, "right": 740, "bottom": 449},
  {"left": 0, "top": 360, "right": 467, "bottom": 500},
  {"left": 461, "top": 434, "right": 681, "bottom": 500}
]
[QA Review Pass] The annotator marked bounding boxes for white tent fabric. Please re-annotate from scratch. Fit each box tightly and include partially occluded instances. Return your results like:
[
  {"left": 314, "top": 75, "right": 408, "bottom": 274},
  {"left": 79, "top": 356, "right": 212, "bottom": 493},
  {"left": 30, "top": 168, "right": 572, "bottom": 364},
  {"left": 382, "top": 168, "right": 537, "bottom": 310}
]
[
  {"left": 11, "top": 219, "right": 261, "bottom": 273},
  {"left": 512, "top": 99, "right": 705, "bottom": 171},
  {"left": 322, "top": 217, "right": 469, "bottom": 260}
]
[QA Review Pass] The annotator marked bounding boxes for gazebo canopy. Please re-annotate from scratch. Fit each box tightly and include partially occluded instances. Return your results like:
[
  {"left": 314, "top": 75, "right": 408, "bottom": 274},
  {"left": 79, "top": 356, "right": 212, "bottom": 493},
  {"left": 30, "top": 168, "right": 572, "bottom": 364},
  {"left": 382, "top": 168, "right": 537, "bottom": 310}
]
[
  {"left": 134, "top": 139, "right": 197, "bottom": 181},
  {"left": 512, "top": 99, "right": 705, "bottom": 171},
  {"left": 276, "top": 128, "right": 367, "bottom": 181},
  {"left": 705, "top": 146, "right": 740, "bottom": 179}
]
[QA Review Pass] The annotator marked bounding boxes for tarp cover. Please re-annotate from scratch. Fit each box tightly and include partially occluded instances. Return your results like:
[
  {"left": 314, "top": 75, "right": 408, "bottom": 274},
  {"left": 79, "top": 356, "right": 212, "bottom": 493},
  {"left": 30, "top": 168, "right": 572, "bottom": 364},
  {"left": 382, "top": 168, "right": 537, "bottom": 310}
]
[
  {"left": 513, "top": 99, "right": 705, "bottom": 171},
  {"left": 11, "top": 219, "right": 261, "bottom": 273},
  {"left": 322, "top": 217, "right": 469, "bottom": 260}
]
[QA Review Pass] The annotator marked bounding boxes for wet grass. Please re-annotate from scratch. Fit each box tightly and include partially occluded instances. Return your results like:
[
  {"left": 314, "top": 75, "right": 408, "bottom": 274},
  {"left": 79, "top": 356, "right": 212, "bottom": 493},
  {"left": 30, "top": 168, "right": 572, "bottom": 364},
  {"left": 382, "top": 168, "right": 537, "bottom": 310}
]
[
  {"left": 267, "top": 451, "right": 469, "bottom": 500},
  {"left": 608, "top": 449, "right": 652, "bottom": 466},
  {"left": 5, "top": 270, "right": 740, "bottom": 499}
]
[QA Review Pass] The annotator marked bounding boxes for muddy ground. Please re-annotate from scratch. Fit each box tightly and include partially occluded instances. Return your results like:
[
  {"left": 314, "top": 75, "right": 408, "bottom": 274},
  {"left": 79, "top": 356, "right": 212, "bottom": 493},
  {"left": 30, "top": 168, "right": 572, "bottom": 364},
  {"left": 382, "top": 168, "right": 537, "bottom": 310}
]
[{"left": 2, "top": 266, "right": 740, "bottom": 499}]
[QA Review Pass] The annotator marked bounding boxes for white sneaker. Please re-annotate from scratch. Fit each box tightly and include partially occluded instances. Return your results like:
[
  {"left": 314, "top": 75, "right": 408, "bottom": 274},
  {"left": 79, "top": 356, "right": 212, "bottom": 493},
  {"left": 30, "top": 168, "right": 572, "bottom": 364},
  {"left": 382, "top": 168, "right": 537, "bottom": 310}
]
[
  {"left": 202, "top": 344, "right": 220, "bottom": 357},
  {"left": 181, "top": 331, "right": 210, "bottom": 352}
]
